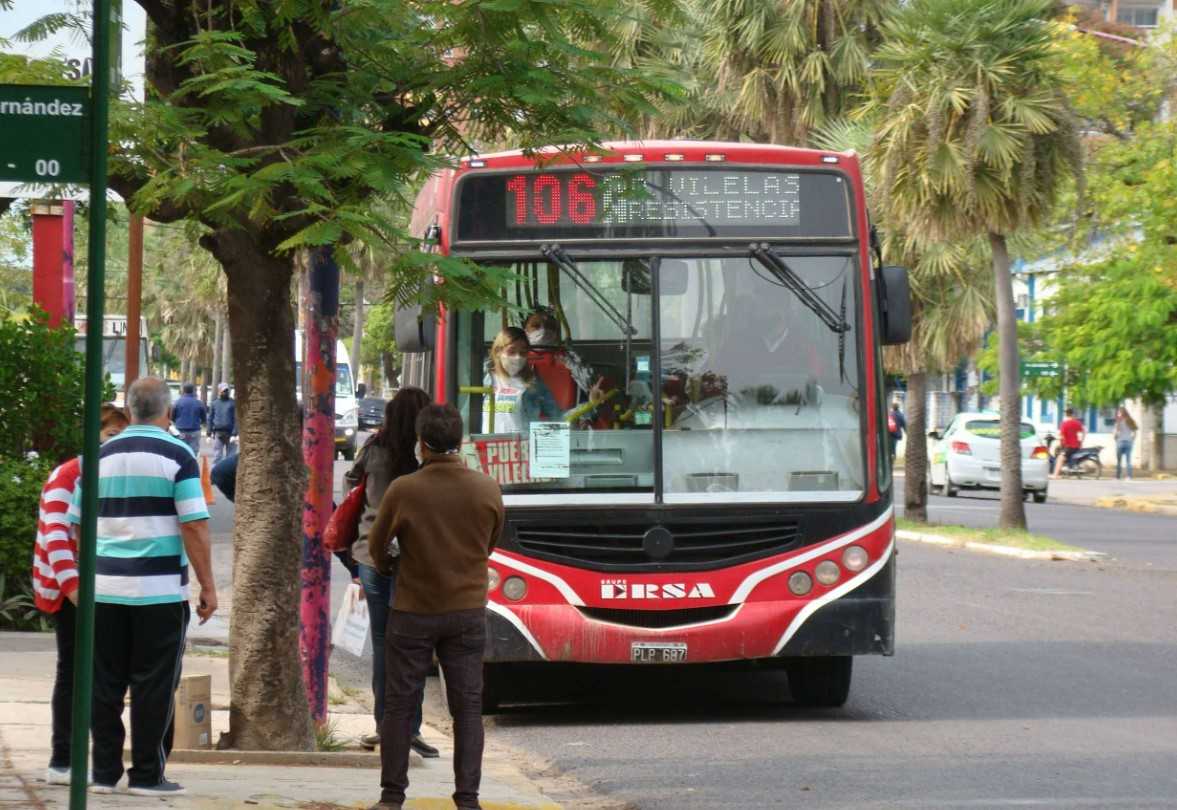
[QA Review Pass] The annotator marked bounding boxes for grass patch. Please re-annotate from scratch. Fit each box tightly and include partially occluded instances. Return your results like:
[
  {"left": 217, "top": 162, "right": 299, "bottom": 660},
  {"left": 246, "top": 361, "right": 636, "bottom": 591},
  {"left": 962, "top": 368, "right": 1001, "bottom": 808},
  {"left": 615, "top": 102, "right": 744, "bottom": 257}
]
[
  {"left": 314, "top": 719, "right": 347, "bottom": 752},
  {"left": 896, "top": 518, "right": 1081, "bottom": 552}
]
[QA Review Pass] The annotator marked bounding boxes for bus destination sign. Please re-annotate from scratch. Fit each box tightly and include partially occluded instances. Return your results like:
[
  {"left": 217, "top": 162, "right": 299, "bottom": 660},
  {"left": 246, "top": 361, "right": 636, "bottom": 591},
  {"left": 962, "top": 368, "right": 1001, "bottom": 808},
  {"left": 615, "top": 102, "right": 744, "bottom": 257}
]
[
  {"left": 454, "top": 167, "right": 852, "bottom": 244},
  {"left": 507, "top": 171, "right": 801, "bottom": 229}
]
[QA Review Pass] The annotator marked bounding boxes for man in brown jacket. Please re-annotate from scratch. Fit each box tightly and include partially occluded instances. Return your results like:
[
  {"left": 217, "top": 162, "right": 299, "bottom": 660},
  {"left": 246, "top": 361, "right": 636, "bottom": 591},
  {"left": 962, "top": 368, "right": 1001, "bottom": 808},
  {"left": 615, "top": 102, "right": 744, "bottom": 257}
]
[{"left": 368, "top": 403, "right": 504, "bottom": 810}]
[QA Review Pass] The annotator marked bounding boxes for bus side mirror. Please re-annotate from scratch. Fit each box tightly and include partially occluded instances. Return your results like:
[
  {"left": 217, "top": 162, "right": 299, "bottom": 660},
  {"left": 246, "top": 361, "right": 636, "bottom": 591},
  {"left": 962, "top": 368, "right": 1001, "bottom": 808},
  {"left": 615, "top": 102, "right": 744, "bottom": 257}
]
[
  {"left": 880, "top": 265, "right": 912, "bottom": 345},
  {"left": 394, "top": 303, "right": 436, "bottom": 353}
]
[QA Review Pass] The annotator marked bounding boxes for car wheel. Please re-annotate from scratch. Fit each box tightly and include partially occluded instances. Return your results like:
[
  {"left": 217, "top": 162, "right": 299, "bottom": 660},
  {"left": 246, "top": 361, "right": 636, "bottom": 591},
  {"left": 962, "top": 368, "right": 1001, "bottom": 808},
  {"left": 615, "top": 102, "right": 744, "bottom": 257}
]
[
  {"left": 1033, "top": 490, "right": 1048, "bottom": 504},
  {"left": 944, "top": 471, "right": 958, "bottom": 498},
  {"left": 787, "top": 656, "right": 853, "bottom": 707},
  {"left": 1079, "top": 458, "right": 1101, "bottom": 479}
]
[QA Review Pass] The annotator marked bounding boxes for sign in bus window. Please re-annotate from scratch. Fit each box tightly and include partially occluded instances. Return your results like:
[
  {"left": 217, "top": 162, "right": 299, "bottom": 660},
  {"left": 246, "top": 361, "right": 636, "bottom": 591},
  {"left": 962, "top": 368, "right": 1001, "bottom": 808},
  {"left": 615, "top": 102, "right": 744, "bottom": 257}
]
[{"left": 454, "top": 168, "right": 852, "bottom": 243}]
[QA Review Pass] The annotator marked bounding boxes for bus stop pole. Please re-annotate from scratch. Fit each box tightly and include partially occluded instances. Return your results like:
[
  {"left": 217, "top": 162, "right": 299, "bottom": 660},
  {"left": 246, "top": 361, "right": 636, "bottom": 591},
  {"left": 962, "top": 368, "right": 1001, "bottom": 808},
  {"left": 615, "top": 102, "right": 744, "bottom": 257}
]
[
  {"left": 125, "top": 214, "right": 143, "bottom": 391},
  {"left": 70, "top": 0, "right": 112, "bottom": 806}
]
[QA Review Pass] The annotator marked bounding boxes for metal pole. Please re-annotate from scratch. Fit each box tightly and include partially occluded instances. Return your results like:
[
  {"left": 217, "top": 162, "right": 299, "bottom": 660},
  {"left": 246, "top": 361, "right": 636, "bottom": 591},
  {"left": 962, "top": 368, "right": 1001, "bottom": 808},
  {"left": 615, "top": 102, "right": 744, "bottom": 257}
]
[
  {"left": 70, "top": 0, "right": 112, "bottom": 806},
  {"left": 300, "top": 246, "right": 337, "bottom": 724},
  {"left": 126, "top": 213, "right": 143, "bottom": 391}
]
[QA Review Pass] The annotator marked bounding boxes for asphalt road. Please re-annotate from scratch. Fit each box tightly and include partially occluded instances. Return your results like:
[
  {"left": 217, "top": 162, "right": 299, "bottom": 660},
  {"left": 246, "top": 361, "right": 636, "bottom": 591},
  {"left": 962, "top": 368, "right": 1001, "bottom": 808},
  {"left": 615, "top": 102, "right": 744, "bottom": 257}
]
[{"left": 480, "top": 538, "right": 1177, "bottom": 809}]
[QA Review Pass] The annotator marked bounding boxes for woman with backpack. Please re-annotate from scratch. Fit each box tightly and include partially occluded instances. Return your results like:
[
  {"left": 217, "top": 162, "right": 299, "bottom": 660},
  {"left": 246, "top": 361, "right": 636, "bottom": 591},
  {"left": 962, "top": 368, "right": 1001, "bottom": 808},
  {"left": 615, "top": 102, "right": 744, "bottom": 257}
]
[{"left": 344, "top": 386, "right": 439, "bottom": 758}]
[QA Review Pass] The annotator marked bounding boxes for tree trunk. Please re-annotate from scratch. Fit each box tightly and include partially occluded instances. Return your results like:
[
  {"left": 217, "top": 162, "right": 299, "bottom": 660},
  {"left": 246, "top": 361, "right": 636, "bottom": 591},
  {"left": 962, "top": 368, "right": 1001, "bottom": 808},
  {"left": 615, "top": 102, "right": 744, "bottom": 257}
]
[
  {"left": 181, "top": 356, "right": 192, "bottom": 385},
  {"left": 351, "top": 278, "right": 364, "bottom": 392},
  {"left": 1144, "top": 402, "right": 1165, "bottom": 472},
  {"left": 989, "top": 232, "right": 1027, "bottom": 530},
  {"left": 904, "top": 371, "right": 929, "bottom": 523},
  {"left": 223, "top": 318, "right": 233, "bottom": 385},
  {"left": 204, "top": 229, "right": 313, "bottom": 751},
  {"left": 212, "top": 312, "right": 224, "bottom": 390}
]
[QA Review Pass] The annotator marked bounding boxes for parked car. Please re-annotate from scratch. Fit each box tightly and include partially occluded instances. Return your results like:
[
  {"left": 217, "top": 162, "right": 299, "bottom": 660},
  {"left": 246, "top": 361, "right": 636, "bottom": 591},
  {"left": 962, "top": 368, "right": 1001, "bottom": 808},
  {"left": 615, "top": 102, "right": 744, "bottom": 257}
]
[
  {"left": 357, "top": 397, "right": 387, "bottom": 431},
  {"left": 927, "top": 412, "right": 1051, "bottom": 503}
]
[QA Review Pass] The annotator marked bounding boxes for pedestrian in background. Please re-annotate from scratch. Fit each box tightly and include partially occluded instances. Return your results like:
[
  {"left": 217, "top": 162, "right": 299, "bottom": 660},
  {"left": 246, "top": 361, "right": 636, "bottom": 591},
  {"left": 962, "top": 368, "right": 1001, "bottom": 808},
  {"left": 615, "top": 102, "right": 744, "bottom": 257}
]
[
  {"left": 1052, "top": 407, "right": 1086, "bottom": 479},
  {"left": 1114, "top": 406, "right": 1138, "bottom": 480},
  {"left": 208, "top": 382, "right": 237, "bottom": 463},
  {"left": 344, "top": 387, "right": 438, "bottom": 758},
  {"left": 369, "top": 403, "right": 504, "bottom": 810},
  {"left": 34, "top": 403, "right": 128, "bottom": 785},
  {"left": 170, "top": 383, "right": 206, "bottom": 456},
  {"left": 888, "top": 400, "right": 906, "bottom": 463},
  {"left": 69, "top": 378, "right": 217, "bottom": 796}
]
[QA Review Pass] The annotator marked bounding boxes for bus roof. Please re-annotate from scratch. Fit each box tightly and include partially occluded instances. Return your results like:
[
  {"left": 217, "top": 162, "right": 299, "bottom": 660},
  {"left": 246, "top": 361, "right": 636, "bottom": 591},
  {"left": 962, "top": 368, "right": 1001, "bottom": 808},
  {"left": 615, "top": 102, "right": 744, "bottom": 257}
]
[{"left": 457, "top": 140, "right": 858, "bottom": 169}]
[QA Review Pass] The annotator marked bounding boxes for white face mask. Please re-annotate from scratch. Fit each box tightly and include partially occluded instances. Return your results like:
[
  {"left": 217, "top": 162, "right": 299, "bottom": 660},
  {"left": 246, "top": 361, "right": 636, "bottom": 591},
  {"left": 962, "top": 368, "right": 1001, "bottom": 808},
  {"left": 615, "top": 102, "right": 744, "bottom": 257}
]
[
  {"left": 502, "top": 355, "right": 527, "bottom": 377},
  {"left": 414, "top": 442, "right": 424, "bottom": 466},
  {"left": 526, "top": 329, "right": 547, "bottom": 346}
]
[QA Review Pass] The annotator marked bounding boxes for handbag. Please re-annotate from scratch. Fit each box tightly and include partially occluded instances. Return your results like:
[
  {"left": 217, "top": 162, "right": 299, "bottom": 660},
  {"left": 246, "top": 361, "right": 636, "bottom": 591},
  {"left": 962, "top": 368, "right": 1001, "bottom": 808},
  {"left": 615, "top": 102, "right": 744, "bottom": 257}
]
[
  {"left": 323, "top": 473, "right": 366, "bottom": 552},
  {"left": 331, "top": 582, "right": 370, "bottom": 657}
]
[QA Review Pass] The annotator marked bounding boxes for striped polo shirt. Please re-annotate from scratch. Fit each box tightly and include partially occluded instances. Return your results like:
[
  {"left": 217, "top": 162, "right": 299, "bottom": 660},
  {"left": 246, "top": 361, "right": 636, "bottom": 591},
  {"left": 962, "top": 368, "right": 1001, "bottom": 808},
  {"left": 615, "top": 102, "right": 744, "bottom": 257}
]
[{"left": 68, "top": 425, "right": 210, "bottom": 605}]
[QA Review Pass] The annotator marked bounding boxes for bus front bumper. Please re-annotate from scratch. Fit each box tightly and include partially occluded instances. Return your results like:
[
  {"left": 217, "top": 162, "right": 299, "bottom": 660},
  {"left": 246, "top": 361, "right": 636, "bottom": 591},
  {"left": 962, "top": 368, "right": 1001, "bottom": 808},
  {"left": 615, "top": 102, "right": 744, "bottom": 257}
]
[{"left": 484, "top": 554, "right": 895, "bottom": 664}]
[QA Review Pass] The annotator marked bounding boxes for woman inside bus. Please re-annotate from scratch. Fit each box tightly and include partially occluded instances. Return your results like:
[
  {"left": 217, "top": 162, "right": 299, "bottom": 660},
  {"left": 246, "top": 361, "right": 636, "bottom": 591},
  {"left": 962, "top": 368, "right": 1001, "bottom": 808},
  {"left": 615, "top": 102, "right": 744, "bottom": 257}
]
[
  {"left": 483, "top": 327, "right": 563, "bottom": 434},
  {"left": 523, "top": 309, "right": 594, "bottom": 409}
]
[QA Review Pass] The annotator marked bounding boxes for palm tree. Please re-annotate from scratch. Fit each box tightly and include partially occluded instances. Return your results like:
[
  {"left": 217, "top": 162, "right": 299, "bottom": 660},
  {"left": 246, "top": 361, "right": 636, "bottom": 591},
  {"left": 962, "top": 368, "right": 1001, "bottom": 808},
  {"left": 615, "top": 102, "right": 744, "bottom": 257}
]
[
  {"left": 813, "top": 119, "right": 995, "bottom": 523},
  {"left": 633, "top": 0, "right": 890, "bottom": 143},
  {"left": 861, "top": 0, "right": 1082, "bottom": 529}
]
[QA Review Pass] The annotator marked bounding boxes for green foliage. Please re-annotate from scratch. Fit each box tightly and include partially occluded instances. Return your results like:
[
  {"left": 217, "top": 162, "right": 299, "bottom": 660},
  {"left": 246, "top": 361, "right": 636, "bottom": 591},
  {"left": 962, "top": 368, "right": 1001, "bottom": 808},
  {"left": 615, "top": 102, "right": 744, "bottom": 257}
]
[
  {"left": 0, "top": 574, "right": 51, "bottom": 632},
  {"left": 0, "top": 313, "right": 86, "bottom": 462},
  {"left": 1039, "top": 258, "right": 1177, "bottom": 408},
  {"left": 361, "top": 301, "right": 396, "bottom": 370},
  {"left": 103, "top": 0, "right": 671, "bottom": 306},
  {"left": 976, "top": 319, "right": 1066, "bottom": 400},
  {"left": 0, "top": 453, "right": 54, "bottom": 627},
  {"left": 861, "top": 0, "right": 1083, "bottom": 242}
]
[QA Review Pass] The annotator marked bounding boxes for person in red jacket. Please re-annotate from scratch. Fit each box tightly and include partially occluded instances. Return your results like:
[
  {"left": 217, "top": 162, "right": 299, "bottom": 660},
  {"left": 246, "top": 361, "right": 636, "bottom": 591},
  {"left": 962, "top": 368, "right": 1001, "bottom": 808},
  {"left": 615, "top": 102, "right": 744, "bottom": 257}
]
[
  {"left": 1052, "top": 407, "right": 1086, "bottom": 479},
  {"left": 33, "top": 404, "right": 128, "bottom": 784}
]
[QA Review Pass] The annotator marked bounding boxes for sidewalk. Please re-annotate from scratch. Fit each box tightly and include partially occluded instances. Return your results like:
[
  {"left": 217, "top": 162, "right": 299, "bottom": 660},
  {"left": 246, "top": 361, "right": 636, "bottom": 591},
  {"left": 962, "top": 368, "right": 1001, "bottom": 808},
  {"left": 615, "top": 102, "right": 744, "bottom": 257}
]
[{"left": 0, "top": 631, "right": 560, "bottom": 810}]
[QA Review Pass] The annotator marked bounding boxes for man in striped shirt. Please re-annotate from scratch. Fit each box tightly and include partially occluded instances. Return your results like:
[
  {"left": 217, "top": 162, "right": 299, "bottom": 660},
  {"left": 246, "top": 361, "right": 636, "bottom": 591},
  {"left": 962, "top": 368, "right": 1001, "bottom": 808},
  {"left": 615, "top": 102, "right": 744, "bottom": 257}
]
[
  {"left": 68, "top": 377, "right": 217, "bottom": 797},
  {"left": 34, "top": 404, "right": 129, "bottom": 785}
]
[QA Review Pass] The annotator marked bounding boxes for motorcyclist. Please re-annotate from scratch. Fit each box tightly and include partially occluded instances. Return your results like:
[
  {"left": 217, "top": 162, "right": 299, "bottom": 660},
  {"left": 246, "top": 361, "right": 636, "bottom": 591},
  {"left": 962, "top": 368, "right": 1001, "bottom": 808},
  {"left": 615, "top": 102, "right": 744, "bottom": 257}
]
[{"left": 1051, "top": 407, "right": 1085, "bottom": 479}]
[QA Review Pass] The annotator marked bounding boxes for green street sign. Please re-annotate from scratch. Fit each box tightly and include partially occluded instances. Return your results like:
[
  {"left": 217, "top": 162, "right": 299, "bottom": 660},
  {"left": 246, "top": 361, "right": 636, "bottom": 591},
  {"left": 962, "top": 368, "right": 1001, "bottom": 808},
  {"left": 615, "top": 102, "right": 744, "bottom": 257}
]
[
  {"left": 0, "top": 85, "right": 91, "bottom": 184},
  {"left": 1022, "top": 360, "right": 1061, "bottom": 378}
]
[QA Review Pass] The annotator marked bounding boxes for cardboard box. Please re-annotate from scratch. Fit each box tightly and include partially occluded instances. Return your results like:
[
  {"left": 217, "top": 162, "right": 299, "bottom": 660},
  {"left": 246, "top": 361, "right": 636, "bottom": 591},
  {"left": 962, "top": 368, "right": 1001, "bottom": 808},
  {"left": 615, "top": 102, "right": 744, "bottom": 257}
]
[{"left": 173, "top": 675, "right": 212, "bottom": 749}]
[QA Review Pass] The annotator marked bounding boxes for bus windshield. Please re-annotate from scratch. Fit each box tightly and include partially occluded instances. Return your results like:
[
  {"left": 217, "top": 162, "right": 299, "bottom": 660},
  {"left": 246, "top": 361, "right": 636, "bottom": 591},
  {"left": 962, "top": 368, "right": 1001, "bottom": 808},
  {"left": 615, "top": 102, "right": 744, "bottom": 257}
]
[{"left": 453, "top": 253, "right": 864, "bottom": 501}]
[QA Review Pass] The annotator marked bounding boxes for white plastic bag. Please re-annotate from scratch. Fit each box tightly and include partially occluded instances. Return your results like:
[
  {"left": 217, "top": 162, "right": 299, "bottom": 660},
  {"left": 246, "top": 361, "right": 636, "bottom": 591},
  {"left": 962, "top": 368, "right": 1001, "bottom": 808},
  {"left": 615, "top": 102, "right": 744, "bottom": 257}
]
[{"left": 331, "top": 582, "right": 370, "bottom": 657}]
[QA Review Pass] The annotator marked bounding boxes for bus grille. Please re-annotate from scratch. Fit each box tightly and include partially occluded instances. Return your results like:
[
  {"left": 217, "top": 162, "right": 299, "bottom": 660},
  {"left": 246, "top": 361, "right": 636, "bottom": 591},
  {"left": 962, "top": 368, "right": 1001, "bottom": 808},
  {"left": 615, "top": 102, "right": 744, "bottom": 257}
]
[
  {"left": 513, "top": 520, "right": 800, "bottom": 567},
  {"left": 577, "top": 605, "right": 737, "bottom": 629}
]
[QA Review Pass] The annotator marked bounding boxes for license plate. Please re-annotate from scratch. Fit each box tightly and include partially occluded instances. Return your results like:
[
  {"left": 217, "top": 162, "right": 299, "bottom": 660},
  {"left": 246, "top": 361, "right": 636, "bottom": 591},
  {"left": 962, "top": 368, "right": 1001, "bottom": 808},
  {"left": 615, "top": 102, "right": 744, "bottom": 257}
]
[{"left": 631, "top": 642, "right": 687, "bottom": 664}]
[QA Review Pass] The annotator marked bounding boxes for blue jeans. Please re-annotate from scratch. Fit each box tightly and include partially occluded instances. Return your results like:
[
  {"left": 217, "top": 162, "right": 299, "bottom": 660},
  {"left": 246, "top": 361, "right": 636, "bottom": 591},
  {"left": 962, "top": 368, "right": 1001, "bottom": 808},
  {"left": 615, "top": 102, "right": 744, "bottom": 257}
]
[
  {"left": 1116, "top": 440, "right": 1133, "bottom": 479},
  {"left": 357, "top": 563, "right": 422, "bottom": 736}
]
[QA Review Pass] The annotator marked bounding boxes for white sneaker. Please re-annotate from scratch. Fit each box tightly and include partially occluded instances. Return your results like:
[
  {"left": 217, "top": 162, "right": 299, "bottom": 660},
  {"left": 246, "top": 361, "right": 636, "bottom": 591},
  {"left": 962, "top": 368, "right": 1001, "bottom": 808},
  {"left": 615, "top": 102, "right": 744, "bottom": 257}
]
[
  {"left": 45, "top": 767, "right": 70, "bottom": 785},
  {"left": 89, "top": 782, "right": 119, "bottom": 794}
]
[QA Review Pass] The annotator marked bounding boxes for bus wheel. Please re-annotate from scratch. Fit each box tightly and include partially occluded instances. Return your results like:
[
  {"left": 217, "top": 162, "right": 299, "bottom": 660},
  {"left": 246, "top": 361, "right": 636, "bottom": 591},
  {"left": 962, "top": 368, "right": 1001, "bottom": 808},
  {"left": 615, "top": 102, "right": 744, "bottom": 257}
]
[{"left": 787, "top": 656, "right": 852, "bottom": 707}]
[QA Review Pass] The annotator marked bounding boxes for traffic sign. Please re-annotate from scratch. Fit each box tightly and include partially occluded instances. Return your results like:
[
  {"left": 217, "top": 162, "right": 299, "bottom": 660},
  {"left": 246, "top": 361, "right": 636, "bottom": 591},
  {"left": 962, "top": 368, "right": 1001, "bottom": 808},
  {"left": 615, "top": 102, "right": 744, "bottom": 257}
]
[
  {"left": 0, "top": 85, "right": 91, "bottom": 184},
  {"left": 1021, "top": 360, "right": 1061, "bottom": 378}
]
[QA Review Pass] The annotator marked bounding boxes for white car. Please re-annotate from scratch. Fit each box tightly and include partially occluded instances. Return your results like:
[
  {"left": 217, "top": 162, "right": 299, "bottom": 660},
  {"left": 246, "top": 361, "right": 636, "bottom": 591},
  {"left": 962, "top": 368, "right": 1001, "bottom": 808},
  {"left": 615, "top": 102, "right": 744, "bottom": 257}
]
[{"left": 927, "top": 413, "right": 1051, "bottom": 503}]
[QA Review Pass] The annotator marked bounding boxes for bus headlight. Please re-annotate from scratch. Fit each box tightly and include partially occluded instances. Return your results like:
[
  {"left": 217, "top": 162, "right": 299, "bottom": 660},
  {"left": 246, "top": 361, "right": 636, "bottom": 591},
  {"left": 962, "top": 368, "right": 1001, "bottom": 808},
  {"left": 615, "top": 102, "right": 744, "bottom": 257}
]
[
  {"left": 488, "top": 567, "right": 501, "bottom": 592},
  {"left": 842, "top": 546, "right": 869, "bottom": 572},
  {"left": 502, "top": 576, "right": 527, "bottom": 601},
  {"left": 787, "top": 571, "right": 812, "bottom": 596},
  {"left": 814, "top": 560, "right": 841, "bottom": 586}
]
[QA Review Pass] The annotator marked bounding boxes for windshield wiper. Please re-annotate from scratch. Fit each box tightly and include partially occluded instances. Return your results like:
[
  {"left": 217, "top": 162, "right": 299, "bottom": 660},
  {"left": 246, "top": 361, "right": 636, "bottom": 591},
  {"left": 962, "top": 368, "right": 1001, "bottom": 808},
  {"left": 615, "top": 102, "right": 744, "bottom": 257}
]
[
  {"left": 749, "top": 244, "right": 851, "bottom": 335},
  {"left": 541, "top": 244, "right": 638, "bottom": 336}
]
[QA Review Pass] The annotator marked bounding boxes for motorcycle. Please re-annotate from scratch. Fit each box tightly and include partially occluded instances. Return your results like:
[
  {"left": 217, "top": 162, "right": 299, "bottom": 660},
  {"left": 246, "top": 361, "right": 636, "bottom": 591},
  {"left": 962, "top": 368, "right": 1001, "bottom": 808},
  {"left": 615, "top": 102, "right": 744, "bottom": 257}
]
[{"left": 1043, "top": 434, "right": 1103, "bottom": 479}]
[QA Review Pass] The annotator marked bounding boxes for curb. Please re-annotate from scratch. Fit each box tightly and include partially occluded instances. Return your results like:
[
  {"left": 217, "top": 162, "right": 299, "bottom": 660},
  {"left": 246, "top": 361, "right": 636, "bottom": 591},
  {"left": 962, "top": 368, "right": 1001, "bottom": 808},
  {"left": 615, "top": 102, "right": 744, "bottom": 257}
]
[
  {"left": 1092, "top": 496, "right": 1177, "bottom": 517},
  {"left": 896, "top": 529, "right": 1106, "bottom": 562},
  {"left": 166, "top": 748, "right": 420, "bottom": 769}
]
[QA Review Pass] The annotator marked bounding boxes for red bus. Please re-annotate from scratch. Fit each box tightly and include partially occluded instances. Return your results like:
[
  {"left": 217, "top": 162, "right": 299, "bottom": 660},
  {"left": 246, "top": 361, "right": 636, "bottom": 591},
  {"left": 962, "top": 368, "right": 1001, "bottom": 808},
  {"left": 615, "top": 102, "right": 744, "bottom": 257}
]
[{"left": 400, "top": 141, "right": 911, "bottom": 707}]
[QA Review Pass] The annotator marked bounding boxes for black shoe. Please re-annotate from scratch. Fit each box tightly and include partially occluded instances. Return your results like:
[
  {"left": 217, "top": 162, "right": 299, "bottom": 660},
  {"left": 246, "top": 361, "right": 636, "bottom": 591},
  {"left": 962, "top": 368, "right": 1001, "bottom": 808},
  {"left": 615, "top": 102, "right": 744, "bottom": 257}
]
[
  {"left": 410, "top": 735, "right": 439, "bottom": 758},
  {"left": 359, "top": 732, "right": 380, "bottom": 751}
]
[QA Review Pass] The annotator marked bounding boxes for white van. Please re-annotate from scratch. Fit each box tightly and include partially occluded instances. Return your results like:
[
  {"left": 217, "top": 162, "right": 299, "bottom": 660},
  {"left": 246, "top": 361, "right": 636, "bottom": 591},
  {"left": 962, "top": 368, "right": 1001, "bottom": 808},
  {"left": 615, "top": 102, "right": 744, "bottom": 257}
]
[{"left": 294, "top": 330, "right": 359, "bottom": 459}]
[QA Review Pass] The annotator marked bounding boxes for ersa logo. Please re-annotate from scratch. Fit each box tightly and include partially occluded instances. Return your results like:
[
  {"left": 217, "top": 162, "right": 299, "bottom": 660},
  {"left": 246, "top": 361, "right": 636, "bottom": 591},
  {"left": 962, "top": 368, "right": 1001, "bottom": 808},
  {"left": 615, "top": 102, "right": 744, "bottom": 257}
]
[{"left": 600, "top": 579, "right": 717, "bottom": 600}]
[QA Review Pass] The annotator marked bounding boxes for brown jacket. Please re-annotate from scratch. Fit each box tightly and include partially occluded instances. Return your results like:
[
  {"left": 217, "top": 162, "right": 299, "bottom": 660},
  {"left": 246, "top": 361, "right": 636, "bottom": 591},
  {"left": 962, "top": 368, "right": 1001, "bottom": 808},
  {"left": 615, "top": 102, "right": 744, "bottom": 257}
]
[{"left": 369, "top": 454, "right": 504, "bottom": 613}]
